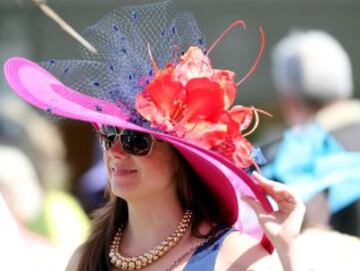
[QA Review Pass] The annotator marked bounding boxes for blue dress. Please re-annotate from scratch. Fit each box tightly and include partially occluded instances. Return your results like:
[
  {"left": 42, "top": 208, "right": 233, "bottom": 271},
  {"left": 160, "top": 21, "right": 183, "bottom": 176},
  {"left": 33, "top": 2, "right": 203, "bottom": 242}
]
[{"left": 183, "top": 226, "right": 235, "bottom": 271}]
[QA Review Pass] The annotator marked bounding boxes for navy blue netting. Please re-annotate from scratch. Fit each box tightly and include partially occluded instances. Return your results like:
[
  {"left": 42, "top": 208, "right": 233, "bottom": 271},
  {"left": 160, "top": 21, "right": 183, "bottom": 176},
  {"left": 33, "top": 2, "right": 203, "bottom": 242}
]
[{"left": 40, "top": 0, "right": 206, "bottom": 124}]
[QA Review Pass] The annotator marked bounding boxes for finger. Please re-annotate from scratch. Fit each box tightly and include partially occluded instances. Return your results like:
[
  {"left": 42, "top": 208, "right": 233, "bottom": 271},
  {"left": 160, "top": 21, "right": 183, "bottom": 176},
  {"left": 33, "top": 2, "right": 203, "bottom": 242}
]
[
  {"left": 241, "top": 196, "right": 265, "bottom": 214},
  {"left": 241, "top": 196, "right": 274, "bottom": 218},
  {"left": 252, "top": 172, "right": 305, "bottom": 215},
  {"left": 252, "top": 171, "right": 289, "bottom": 191},
  {"left": 252, "top": 172, "right": 302, "bottom": 205},
  {"left": 241, "top": 196, "right": 276, "bottom": 222}
]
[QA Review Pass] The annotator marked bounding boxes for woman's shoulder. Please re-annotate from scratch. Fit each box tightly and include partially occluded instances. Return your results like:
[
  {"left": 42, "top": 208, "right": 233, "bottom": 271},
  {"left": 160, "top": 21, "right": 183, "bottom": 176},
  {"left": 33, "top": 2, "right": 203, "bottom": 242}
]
[
  {"left": 217, "top": 230, "right": 282, "bottom": 271},
  {"left": 66, "top": 246, "right": 83, "bottom": 271}
]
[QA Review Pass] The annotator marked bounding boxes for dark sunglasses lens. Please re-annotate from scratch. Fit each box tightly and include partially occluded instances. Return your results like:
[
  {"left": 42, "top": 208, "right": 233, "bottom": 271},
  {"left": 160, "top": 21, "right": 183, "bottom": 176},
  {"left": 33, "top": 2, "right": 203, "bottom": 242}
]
[
  {"left": 120, "top": 130, "right": 152, "bottom": 156},
  {"left": 99, "top": 126, "right": 119, "bottom": 150},
  {"left": 103, "top": 134, "right": 117, "bottom": 150},
  {"left": 99, "top": 125, "right": 118, "bottom": 135}
]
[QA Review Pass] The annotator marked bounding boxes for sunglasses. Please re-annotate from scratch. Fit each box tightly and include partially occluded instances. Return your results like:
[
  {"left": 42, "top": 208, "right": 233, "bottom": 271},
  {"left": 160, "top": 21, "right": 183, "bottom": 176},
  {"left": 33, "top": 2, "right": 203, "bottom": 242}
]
[{"left": 98, "top": 125, "right": 155, "bottom": 156}]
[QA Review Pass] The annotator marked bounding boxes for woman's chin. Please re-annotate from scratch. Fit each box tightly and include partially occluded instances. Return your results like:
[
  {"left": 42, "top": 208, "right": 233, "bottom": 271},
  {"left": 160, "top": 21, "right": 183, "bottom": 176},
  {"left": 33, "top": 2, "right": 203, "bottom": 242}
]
[{"left": 110, "top": 176, "right": 141, "bottom": 197}]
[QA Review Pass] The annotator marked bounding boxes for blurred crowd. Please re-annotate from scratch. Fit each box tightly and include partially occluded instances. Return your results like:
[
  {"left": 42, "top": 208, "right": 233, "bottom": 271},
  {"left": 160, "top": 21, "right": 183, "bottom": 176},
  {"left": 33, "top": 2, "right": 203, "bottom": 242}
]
[
  {"left": 0, "top": 28, "right": 359, "bottom": 270},
  {"left": 0, "top": 99, "right": 89, "bottom": 270},
  {"left": 262, "top": 30, "right": 360, "bottom": 270}
]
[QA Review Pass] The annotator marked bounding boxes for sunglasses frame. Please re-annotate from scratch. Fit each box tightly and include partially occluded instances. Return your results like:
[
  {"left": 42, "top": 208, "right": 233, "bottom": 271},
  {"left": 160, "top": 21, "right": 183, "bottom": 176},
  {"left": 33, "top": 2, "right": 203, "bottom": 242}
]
[{"left": 96, "top": 125, "right": 156, "bottom": 156}]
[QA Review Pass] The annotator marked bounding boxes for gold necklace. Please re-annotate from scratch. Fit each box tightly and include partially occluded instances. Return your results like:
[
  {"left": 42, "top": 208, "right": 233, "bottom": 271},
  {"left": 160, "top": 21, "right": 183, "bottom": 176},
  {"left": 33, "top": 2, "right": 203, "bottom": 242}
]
[{"left": 109, "top": 210, "right": 192, "bottom": 270}]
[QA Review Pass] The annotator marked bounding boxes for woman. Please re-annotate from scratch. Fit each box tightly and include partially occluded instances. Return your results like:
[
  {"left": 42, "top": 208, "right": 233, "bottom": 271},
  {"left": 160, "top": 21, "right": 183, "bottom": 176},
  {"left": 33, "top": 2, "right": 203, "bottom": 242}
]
[
  {"left": 67, "top": 127, "right": 305, "bottom": 271},
  {"left": 4, "top": 1, "right": 305, "bottom": 270}
]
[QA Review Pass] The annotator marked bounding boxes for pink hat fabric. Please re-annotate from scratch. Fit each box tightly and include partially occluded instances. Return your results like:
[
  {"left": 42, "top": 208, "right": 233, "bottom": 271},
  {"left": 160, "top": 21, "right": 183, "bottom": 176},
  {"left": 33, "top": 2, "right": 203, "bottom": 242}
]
[{"left": 4, "top": 57, "right": 273, "bottom": 252}]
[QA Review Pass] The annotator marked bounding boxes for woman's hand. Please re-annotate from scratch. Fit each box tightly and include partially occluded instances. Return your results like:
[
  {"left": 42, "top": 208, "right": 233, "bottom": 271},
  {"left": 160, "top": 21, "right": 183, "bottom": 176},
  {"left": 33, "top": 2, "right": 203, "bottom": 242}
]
[
  {"left": 243, "top": 171, "right": 305, "bottom": 248},
  {"left": 242, "top": 172, "right": 309, "bottom": 271}
]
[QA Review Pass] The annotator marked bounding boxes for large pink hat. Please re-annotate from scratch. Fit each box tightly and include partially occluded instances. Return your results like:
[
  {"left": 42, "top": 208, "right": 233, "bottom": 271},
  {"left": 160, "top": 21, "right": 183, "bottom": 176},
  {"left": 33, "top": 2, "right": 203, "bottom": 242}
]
[{"left": 3, "top": 0, "right": 273, "bottom": 252}]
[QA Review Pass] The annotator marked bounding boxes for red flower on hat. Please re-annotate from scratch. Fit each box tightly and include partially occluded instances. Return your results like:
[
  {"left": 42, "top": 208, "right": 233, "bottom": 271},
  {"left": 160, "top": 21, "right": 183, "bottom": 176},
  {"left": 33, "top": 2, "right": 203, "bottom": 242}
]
[{"left": 135, "top": 46, "right": 264, "bottom": 168}]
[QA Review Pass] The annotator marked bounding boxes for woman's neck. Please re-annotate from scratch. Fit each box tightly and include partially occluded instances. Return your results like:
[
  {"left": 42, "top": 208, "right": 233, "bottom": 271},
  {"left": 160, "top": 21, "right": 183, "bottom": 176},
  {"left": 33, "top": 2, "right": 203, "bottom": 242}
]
[{"left": 120, "top": 188, "right": 186, "bottom": 256}]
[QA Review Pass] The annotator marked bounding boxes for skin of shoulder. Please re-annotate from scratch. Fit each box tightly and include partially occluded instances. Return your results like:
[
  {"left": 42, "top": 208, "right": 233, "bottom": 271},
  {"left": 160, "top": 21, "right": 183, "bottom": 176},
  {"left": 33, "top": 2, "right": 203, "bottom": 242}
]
[
  {"left": 66, "top": 246, "right": 83, "bottom": 271},
  {"left": 216, "top": 231, "right": 283, "bottom": 271}
]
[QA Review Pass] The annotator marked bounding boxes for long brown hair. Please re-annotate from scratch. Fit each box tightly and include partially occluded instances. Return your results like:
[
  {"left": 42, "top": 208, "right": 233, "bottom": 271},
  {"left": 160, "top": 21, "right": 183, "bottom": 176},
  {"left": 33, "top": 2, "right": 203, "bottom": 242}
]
[{"left": 77, "top": 151, "right": 228, "bottom": 271}]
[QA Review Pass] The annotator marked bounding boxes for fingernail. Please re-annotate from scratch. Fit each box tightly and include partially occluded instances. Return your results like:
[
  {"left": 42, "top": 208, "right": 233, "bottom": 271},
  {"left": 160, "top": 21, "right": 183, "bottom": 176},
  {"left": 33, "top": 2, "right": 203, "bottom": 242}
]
[{"left": 241, "top": 195, "right": 255, "bottom": 201}]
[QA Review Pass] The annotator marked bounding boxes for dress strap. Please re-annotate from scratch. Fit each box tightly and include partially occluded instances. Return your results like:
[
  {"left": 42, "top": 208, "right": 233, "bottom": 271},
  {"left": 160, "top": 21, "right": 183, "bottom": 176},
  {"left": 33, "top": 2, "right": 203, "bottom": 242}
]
[{"left": 183, "top": 225, "right": 235, "bottom": 271}]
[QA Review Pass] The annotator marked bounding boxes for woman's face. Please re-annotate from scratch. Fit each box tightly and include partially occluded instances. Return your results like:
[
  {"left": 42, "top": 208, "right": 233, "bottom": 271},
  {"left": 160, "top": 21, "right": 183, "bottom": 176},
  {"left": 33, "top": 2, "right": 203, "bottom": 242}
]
[{"left": 103, "top": 133, "right": 179, "bottom": 200}]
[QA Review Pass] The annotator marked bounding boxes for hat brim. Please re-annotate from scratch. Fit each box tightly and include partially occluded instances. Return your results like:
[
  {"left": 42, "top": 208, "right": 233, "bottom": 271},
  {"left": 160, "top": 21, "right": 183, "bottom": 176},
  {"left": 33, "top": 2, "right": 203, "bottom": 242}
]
[{"left": 4, "top": 57, "right": 274, "bottom": 253}]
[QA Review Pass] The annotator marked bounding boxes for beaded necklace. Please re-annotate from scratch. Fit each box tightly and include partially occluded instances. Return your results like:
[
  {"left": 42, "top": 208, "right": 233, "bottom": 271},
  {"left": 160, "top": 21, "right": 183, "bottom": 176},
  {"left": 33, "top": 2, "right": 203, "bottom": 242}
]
[{"left": 109, "top": 210, "right": 192, "bottom": 270}]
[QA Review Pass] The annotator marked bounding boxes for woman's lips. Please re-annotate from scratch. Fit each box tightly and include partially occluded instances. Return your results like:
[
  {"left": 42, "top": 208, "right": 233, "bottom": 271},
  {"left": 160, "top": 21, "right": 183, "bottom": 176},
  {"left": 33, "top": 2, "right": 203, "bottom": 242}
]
[{"left": 111, "top": 168, "right": 137, "bottom": 177}]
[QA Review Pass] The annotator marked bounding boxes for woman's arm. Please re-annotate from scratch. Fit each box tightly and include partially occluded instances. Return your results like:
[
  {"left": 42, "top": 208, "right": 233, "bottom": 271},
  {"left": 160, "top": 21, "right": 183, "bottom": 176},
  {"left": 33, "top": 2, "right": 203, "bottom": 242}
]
[
  {"left": 273, "top": 242, "right": 306, "bottom": 271},
  {"left": 242, "top": 172, "right": 307, "bottom": 271},
  {"left": 66, "top": 246, "right": 83, "bottom": 271}
]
